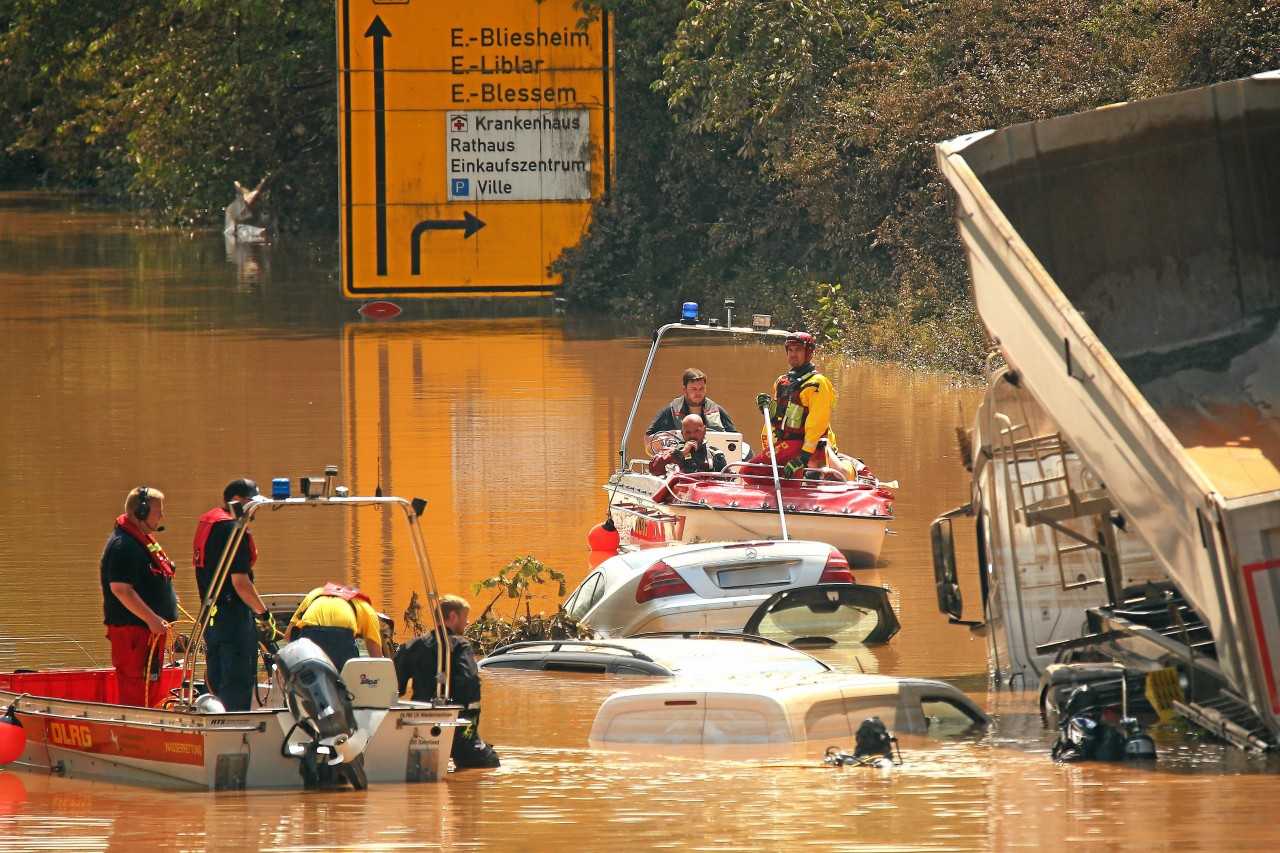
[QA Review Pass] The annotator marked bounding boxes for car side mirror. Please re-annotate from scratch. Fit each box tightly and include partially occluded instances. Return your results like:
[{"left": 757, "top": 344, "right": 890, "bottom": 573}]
[{"left": 931, "top": 507, "right": 969, "bottom": 622}]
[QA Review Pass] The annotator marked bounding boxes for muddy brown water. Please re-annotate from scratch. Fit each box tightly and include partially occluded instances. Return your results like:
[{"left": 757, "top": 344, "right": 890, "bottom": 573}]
[{"left": 0, "top": 192, "right": 1276, "bottom": 852}]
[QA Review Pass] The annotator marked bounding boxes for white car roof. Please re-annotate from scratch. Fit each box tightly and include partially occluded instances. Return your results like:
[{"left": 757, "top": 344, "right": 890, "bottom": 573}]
[
  {"left": 479, "top": 635, "right": 831, "bottom": 677},
  {"left": 589, "top": 671, "right": 990, "bottom": 744},
  {"left": 608, "top": 637, "right": 830, "bottom": 676}
]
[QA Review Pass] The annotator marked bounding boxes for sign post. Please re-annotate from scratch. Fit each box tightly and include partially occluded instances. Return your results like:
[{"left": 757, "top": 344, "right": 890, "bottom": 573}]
[{"left": 337, "top": 0, "right": 612, "bottom": 298}]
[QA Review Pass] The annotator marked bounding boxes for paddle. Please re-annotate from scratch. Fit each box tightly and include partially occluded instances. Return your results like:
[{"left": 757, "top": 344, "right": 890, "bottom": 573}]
[{"left": 760, "top": 402, "right": 791, "bottom": 541}]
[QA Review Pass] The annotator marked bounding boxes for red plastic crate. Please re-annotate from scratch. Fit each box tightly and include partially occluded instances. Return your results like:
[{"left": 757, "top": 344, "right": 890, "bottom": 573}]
[{"left": 0, "top": 667, "right": 184, "bottom": 706}]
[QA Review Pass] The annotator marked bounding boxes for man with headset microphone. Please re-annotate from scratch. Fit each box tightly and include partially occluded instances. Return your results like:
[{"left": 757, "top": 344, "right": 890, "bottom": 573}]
[{"left": 100, "top": 486, "right": 179, "bottom": 706}]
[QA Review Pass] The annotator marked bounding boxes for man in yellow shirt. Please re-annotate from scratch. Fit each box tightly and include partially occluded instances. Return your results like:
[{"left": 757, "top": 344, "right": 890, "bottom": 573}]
[
  {"left": 749, "top": 332, "right": 844, "bottom": 478},
  {"left": 284, "top": 582, "right": 383, "bottom": 671}
]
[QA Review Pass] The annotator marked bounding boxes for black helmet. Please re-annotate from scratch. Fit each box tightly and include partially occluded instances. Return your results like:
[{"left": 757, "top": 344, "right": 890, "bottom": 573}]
[{"left": 223, "top": 478, "right": 260, "bottom": 503}]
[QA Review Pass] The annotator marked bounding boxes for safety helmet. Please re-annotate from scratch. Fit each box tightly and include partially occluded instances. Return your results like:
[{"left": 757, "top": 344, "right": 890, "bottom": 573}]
[
  {"left": 223, "top": 477, "right": 260, "bottom": 503},
  {"left": 785, "top": 331, "right": 816, "bottom": 353}
]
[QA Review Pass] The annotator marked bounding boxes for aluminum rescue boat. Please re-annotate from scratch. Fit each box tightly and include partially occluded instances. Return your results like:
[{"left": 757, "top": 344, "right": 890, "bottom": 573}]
[{"left": 0, "top": 473, "right": 462, "bottom": 790}]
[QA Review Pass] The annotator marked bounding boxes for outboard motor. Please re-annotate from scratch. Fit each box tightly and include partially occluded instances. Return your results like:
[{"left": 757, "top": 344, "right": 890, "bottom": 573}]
[{"left": 273, "top": 638, "right": 365, "bottom": 788}]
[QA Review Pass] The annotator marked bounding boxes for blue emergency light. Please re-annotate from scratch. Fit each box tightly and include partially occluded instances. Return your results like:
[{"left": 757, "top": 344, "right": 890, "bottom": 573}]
[
  {"left": 272, "top": 477, "right": 290, "bottom": 499},
  {"left": 681, "top": 302, "right": 699, "bottom": 324}
]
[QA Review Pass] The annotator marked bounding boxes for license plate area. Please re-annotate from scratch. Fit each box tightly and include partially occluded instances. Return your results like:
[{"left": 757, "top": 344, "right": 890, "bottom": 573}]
[{"left": 715, "top": 562, "right": 793, "bottom": 589}]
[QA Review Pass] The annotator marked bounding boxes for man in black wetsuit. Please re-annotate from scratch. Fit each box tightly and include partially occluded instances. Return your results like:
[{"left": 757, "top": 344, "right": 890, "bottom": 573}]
[{"left": 394, "top": 595, "right": 500, "bottom": 769}]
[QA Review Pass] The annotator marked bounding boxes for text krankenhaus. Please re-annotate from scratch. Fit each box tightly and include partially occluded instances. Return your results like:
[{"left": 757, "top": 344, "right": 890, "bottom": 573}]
[{"left": 446, "top": 108, "right": 591, "bottom": 201}]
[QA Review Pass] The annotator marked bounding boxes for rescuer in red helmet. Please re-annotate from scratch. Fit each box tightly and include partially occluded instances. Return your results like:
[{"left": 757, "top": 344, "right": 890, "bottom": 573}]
[{"left": 747, "top": 332, "right": 846, "bottom": 478}]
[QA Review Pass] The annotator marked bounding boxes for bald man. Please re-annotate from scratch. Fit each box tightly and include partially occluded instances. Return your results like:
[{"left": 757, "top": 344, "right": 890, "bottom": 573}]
[{"left": 649, "top": 414, "right": 728, "bottom": 476}]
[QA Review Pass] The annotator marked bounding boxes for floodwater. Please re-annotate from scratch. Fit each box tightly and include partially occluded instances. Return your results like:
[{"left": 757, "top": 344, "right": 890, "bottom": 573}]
[{"left": 0, "top": 192, "right": 1276, "bottom": 851}]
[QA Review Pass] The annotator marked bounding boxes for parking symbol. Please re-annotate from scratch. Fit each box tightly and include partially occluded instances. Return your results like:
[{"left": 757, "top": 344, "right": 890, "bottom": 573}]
[{"left": 451, "top": 178, "right": 470, "bottom": 197}]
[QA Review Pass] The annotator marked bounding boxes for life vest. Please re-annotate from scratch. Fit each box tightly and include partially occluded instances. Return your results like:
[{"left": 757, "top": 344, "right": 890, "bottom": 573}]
[
  {"left": 771, "top": 366, "right": 822, "bottom": 442},
  {"left": 192, "top": 507, "right": 258, "bottom": 570},
  {"left": 667, "top": 396, "right": 729, "bottom": 432},
  {"left": 319, "top": 581, "right": 372, "bottom": 606},
  {"left": 114, "top": 515, "right": 176, "bottom": 578}
]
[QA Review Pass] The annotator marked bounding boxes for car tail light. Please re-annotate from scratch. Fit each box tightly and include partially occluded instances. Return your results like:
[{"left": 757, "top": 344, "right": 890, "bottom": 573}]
[
  {"left": 636, "top": 560, "right": 695, "bottom": 603},
  {"left": 819, "top": 547, "right": 854, "bottom": 584}
]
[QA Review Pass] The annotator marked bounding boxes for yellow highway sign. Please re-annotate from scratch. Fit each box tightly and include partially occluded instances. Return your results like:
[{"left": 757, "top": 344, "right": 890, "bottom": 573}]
[{"left": 337, "top": 0, "right": 613, "bottom": 297}]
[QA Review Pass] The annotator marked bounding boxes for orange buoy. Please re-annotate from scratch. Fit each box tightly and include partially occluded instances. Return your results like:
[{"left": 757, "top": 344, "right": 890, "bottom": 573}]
[
  {"left": 587, "top": 520, "right": 620, "bottom": 553},
  {"left": 0, "top": 708, "right": 25, "bottom": 765}
]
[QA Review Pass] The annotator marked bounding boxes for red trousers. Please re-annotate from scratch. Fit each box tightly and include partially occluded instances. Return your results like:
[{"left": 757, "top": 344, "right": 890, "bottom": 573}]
[
  {"left": 745, "top": 440, "right": 851, "bottom": 479},
  {"left": 745, "top": 439, "right": 805, "bottom": 473},
  {"left": 107, "top": 624, "right": 166, "bottom": 707}
]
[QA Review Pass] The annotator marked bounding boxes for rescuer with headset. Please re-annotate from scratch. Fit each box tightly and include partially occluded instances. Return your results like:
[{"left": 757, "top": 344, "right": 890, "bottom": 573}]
[{"left": 100, "top": 485, "right": 179, "bottom": 706}]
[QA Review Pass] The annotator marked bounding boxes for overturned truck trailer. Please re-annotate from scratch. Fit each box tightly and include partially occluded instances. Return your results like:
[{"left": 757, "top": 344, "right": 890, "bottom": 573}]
[{"left": 933, "top": 72, "right": 1280, "bottom": 748}]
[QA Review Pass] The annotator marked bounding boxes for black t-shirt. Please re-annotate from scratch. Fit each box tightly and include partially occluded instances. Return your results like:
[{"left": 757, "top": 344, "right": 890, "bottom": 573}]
[
  {"left": 195, "top": 519, "right": 254, "bottom": 616},
  {"left": 100, "top": 526, "right": 178, "bottom": 627},
  {"left": 394, "top": 632, "right": 481, "bottom": 706}
]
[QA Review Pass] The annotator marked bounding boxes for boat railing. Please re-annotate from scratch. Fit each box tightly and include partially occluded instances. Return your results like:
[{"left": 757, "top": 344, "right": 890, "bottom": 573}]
[
  {"left": 9, "top": 702, "right": 269, "bottom": 732},
  {"left": 182, "top": 485, "right": 452, "bottom": 709},
  {"left": 616, "top": 311, "right": 792, "bottom": 472}
]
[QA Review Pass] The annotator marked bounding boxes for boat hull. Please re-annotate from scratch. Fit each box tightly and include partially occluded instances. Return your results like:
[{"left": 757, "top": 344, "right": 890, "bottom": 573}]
[
  {"left": 606, "top": 470, "right": 891, "bottom": 566},
  {"left": 1, "top": 684, "right": 458, "bottom": 790}
]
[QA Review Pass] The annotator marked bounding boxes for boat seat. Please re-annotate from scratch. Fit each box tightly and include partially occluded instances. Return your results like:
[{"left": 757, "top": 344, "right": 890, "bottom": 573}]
[{"left": 340, "top": 657, "right": 400, "bottom": 708}]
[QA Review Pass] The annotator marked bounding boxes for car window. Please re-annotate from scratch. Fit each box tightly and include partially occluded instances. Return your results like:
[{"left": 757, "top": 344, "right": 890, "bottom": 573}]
[
  {"left": 565, "top": 573, "right": 604, "bottom": 620},
  {"left": 746, "top": 585, "right": 900, "bottom": 646},
  {"left": 920, "top": 696, "right": 987, "bottom": 731},
  {"left": 803, "top": 697, "right": 903, "bottom": 741},
  {"left": 614, "top": 664, "right": 667, "bottom": 676}
]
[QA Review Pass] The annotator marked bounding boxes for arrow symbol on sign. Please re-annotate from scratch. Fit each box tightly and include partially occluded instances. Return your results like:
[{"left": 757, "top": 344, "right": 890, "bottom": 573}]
[
  {"left": 410, "top": 213, "right": 487, "bottom": 275},
  {"left": 365, "top": 16, "right": 391, "bottom": 276}
]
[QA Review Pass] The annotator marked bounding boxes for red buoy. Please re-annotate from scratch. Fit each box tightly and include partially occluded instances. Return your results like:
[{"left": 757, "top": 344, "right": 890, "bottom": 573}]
[
  {"left": 587, "top": 522, "right": 620, "bottom": 553},
  {"left": 0, "top": 708, "right": 26, "bottom": 765},
  {"left": 358, "top": 300, "right": 403, "bottom": 320}
]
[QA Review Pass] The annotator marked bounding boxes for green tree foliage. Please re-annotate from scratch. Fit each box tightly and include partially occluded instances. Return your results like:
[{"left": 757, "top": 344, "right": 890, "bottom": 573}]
[
  {"left": 558, "top": 0, "right": 1280, "bottom": 371},
  {"left": 3, "top": 0, "right": 1279, "bottom": 370},
  {"left": 467, "top": 556, "right": 591, "bottom": 656},
  {"left": 0, "top": 0, "right": 336, "bottom": 230}
]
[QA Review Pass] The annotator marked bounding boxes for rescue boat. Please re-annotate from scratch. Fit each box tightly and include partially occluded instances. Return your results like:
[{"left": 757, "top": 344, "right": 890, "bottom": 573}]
[
  {"left": 0, "top": 472, "right": 463, "bottom": 791},
  {"left": 600, "top": 302, "right": 895, "bottom": 566}
]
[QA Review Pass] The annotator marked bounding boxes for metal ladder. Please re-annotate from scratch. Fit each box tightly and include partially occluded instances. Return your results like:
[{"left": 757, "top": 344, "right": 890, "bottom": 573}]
[
  {"left": 994, "top": 408, "right": 1115, "bottom": 593},
  {"left": 1173, "top": 693, "right": 1276, "bottom": 752}
]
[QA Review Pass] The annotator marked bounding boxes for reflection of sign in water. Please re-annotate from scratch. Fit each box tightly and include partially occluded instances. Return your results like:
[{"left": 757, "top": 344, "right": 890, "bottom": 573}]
[
  {"left": 446, "top": 110, "right": 590, "bottom": 201},
  {"left": 339, "top": 321, "right": 596, "bottom": 626},
  {"left": 336, "top": 0, "right": 613, "bottom": 298}
]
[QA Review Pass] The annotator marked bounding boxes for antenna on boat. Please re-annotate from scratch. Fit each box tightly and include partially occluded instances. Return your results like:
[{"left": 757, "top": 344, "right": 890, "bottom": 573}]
[{"left": 760, "top": 401, "right": 791, "bottom": 540}]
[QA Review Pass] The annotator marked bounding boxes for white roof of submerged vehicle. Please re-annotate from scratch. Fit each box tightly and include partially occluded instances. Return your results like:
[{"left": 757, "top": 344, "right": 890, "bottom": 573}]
[
  {"left": 589, "top": 672, "right": 990, "bottom": 745},
  {"left": 478, "top": 633, "right": 833, "bottom": 677}
]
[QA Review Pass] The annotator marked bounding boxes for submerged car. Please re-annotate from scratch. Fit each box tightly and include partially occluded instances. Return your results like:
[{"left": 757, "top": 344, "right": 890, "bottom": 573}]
[
  {"left": 589, "top": 672, "right": 990, "bottom": 746},
  {"left": 563, "top": 539, "right": 894, "bottom": 638},
  {"left": 478, "top": 633, "right": 833, "bottom": 677}
]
